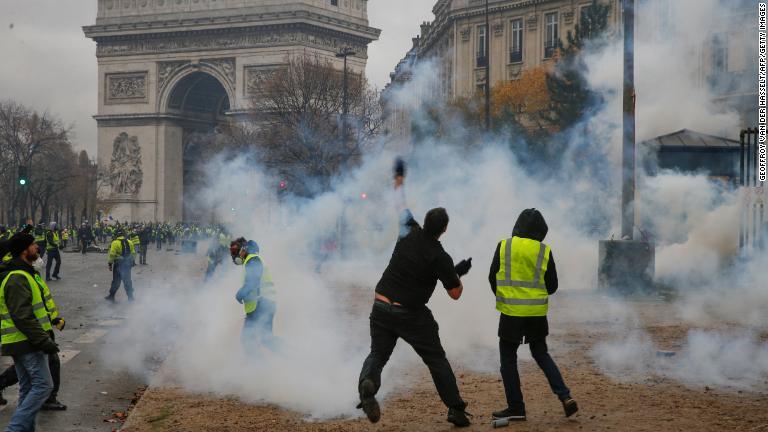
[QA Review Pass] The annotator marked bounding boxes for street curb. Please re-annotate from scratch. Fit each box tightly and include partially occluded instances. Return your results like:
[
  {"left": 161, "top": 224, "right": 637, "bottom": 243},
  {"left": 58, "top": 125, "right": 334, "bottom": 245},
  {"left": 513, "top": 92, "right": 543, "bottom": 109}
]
[{"left": 119, "top": 386, "right": 154, "bottom": 431}]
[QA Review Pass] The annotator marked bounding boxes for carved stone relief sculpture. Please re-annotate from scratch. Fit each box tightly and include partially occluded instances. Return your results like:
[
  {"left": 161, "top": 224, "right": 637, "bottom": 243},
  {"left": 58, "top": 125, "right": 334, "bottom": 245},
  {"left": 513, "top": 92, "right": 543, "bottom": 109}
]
[
  {"left": 460, "top": 27, "right": 471, "bottom": 42},
  {"left": 106, "top": 72, "right": 148, "bottom": 103},
  {"left": 109, "top": 132, "right": 143, "bottom": 196},
  {"left": 157, "top": 60, "right": 190, "bottom": 93}
]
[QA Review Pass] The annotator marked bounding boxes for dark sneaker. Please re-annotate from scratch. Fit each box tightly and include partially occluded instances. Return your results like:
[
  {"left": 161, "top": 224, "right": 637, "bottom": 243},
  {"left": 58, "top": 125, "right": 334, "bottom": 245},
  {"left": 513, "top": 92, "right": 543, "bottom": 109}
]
[
  {"left": 0, "top": 390, "right": 6, "bottom": 406},
  {"left": 45, "top": 278, "right": 52, "bottom": 282},
  {"left": 41, "top": 398, "right": 67, "bottom": 411},
  {"left": 104, "top": 295, "right": 115, "bottom": 302},
  {"left": 562, "top": 398, "right": 578, "bottom": 417},
  {"left": 447, "top": 407, "right": 472, "bottom": 427},
  {"left": 492, "top": 407, "right": 526, "bottom": 421},
  {"left": 357, "top": 379, "right": 380, "bottom": 423},
  {"left": 53, "top": 276, "right": 61, "bottom": 280}
]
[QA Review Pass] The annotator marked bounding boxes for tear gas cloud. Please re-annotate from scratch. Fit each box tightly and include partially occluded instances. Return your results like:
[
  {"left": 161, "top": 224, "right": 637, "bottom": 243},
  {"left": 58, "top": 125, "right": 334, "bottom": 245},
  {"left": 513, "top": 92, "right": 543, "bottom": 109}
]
[{"left": 102, "top": 0, "right": 766, "bottom": 418}]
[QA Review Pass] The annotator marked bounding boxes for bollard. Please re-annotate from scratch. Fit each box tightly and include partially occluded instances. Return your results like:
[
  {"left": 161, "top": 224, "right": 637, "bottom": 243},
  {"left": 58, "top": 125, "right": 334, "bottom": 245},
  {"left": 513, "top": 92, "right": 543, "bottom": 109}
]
[{"left": 492, "top": 418, "right": 510, "bottom": 428}]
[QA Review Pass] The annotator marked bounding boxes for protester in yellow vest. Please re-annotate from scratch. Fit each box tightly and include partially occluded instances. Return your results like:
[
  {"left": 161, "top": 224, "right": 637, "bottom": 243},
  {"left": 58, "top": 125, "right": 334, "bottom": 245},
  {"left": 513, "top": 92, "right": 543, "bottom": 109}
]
[
  {"left": 0, "top": 233, "right": 59, "bottom": 429},
  {"left": 45, "top": 222, "right": 62, "bottom": 282},
  {"left": 489, "top": 209, "right": 578, "bottom": 422},
  {"left": 230, "top": 238, "right": 277, "bottom": 352},
  {"left": 105, "top": 229, "right": 135, "bottom": 302}
]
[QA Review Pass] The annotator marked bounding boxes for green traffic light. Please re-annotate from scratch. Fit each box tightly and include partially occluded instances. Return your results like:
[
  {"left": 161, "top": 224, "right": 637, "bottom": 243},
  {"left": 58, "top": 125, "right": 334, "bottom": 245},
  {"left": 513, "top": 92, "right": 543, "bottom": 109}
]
[{"left": 19, "top": 179, "right": 26, "bottom": 185}]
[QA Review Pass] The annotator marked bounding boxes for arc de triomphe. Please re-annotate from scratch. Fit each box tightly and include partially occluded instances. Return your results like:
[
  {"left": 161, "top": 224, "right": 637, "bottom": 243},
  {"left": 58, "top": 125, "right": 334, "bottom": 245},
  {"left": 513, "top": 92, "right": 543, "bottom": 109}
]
[{"left": 84, "top": 0, "right": 379, "bottom": 222}]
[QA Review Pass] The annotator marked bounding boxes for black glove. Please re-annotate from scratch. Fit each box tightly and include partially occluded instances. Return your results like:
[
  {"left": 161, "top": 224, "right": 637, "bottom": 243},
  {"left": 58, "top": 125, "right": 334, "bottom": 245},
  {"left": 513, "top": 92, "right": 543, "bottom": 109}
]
[
  {"left": 454, "top": 258, "right": 472, "bottom": 277},
  {"left": 394, "top": 157, "right": 406, "bottom": 178},
  {"left": 108, "top": 263, "right": 113, "bottom": 271},
  {"left": 39, "top": 339, "right": 59, "bottom": 355}
]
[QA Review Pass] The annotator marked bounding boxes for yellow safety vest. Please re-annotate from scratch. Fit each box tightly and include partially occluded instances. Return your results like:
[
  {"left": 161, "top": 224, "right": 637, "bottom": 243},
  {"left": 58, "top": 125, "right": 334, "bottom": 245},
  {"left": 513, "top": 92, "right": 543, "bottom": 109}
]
[
  {"left": 62, "top": 231, "right": 69, "bottom": 241},
  {"left": 2, "top": 253, "right": 10, "bottom": 263},
  {"left": 34, "top": 232, "right": 45, "bottom": 244},
  {"left": 0, "top": 270, "right": 52, "bottom": 346},
  {"left": 33, "top": 274, "right": 58, "bottom": 320},
  {"left": 495, "top": 236, "right": 551, "bottom": 317},
  {"left": 242, "top": 253, "right": 275, "bottom": 314},
  {"left": 47, "top": 232, "right": 60, "bottom": 251},
  {"left": 130, "top": 235, "right": 140, "bottom": 253}
]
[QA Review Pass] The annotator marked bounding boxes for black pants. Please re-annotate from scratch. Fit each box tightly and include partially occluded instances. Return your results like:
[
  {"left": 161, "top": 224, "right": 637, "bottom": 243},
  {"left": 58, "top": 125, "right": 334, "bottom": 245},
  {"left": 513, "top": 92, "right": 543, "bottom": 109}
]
[
  {"left": 0, "top": 347, "right": 61, "bottom": 400},
  {"left": 359, "top": 301, "right": 465, "bottom": 410},
  {"left": 499, "top": 338, "right": 570, "bottom": 411},
  {"left": 156, "top": 239, "right": 162, "bottom": 250},
  {"left": 139, "top": 244, "right": 148, "bottom": 264},
  {"left": 46, "top": 249, "right": 61, "bottom": 279},
  {"left": 36, "top": 242, "right": 46, "bottom": 260},
  {"left": 80, "top": 239, "right": 89, "bottom": 255},
  {"left": 109, "top": 261, "right": 134, "bottom": 299}
]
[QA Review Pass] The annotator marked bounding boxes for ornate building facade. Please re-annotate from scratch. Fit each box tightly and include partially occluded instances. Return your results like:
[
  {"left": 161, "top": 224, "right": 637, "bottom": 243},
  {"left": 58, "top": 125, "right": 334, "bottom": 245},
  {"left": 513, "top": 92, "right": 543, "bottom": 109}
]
[
  {"left": 383, "top": 0, "right": 756, "bottom": 143},
  {"left": 84, "top": 0, "right": 379, "bottom": 222}
]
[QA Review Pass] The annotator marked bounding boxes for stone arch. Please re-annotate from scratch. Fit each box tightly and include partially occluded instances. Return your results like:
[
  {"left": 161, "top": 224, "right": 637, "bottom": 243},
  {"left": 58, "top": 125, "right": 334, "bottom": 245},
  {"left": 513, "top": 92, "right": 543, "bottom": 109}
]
[{"left": 158, "top": 62, "right": 235, "bottom": 115}]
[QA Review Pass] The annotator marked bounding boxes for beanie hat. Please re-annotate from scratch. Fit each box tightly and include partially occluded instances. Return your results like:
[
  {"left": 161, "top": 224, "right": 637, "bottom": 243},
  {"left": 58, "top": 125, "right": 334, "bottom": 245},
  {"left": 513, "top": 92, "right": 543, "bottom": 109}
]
[{"left": 9, "top": 233, "right": 35, "bottom": 258}]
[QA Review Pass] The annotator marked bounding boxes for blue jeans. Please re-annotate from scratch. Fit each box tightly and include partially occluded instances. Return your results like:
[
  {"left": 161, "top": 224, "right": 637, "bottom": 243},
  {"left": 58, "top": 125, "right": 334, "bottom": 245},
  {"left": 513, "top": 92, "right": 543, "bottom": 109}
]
[
  {"left": 241, "top": 298, "right": 278, "bottom": 354},
  {"left": 499, "top": 338, "right": 570, "bottom": 412},
  {"left": 5, "top": 352, "right": 53, "bottom": 432},
  {"left": 109, "top": 260, "right": 134, "bottom": 299}
]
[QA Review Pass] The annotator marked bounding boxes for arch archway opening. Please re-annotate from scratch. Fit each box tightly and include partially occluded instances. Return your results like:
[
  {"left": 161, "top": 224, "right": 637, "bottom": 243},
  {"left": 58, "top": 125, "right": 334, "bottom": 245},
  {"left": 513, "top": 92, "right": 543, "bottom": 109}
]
[{"left": 166, "top": 72, "right": 231, "bottom": 222}]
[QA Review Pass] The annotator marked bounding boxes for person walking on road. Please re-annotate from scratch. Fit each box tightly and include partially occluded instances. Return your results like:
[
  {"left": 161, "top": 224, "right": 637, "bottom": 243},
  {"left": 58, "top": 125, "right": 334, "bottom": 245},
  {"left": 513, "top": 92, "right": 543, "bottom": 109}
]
[
  {"left": 138, "top": 226, "right": 151, "bottom": 265},
  {"left": 489, "top": 208, "right": 578, "bottom": 422},
  {"left": 45, "top": 222, "right": 62, "bottom": 282},
  {"left": 231, "top": 238, "right": 278, "bottom": 353},
  {"left": 77, "top": 223, "right": 92, "bottom": 256},
  {"left": 33, "top": 225, "right": 47, "bottom": 261},
  {"left": 0, "top": 256, "right": 67, "bottom": 411},
  {"left": 105, "top": 229, "right": 135, "bottom": 302},
  {"left": 357, "top": 159, "right": 474, "bottom": 427},
  {"left": 0, "top": 233, "right": 59, "bottom": 431}
]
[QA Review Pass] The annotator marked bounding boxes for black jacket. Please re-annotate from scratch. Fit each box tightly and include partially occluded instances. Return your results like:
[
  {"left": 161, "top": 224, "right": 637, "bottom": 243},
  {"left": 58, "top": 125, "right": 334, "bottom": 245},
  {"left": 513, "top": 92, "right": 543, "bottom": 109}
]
[
  {"left": 489, "top": 209, "right": 558, "bottom": 343},
  {"left": 0, "top": 259, "right": 53, "bottom": 356}
]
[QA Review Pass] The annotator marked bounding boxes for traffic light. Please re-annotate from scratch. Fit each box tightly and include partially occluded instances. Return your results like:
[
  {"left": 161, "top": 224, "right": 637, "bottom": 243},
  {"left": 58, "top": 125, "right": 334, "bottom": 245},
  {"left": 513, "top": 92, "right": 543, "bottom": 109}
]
[{"left": 17, "top": 166, "right": 28, "bottom": 186}]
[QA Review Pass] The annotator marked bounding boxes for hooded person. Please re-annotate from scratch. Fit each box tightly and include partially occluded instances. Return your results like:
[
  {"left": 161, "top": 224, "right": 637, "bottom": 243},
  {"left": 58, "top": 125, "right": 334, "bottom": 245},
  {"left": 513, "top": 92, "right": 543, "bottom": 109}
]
[
  {"left": 488, "top": 209, "right": 578, "bottom": 421},
  {"left": 230, "top": 238, "right": 278, "bottom": 353}
]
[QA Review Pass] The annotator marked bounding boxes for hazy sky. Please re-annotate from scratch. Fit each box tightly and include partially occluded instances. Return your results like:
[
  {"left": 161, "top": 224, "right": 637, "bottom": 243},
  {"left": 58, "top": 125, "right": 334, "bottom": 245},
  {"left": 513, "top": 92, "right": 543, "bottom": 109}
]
[{"left": 0, "top": 0, "right": 433, "bottom": 154}]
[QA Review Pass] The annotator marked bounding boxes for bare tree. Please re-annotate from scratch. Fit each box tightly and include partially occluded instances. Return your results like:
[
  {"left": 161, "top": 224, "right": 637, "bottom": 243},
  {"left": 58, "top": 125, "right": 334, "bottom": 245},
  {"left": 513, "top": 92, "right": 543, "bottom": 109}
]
[
  {"left": 0, "top": 100, "right": 95, "bottom": 226},
  {"left": 253, "top": 55, "right": 383, "bottom": 195}
]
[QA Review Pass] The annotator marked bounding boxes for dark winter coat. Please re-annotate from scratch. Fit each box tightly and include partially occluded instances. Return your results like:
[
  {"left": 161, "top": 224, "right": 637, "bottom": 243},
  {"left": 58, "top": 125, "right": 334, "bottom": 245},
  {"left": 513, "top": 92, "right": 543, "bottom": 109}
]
[
  {"left": 489, "top": 209, "right": 558, "bottom": 343},
  {"left": 0, "top": 259, "right": 54, "bottom": 356}
]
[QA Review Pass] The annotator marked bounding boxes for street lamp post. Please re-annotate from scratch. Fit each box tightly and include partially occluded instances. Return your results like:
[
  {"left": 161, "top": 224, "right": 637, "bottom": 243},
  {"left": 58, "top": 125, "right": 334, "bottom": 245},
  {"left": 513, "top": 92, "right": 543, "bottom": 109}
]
[
  {"left": 336, "top": 47, "right": 356, "bottom": 142},
  {"left": 621, "top": 0, "right": 636, "bottom": 240},
  {"left": 484, "top": 0, "right": 491, "bottom": 131}
]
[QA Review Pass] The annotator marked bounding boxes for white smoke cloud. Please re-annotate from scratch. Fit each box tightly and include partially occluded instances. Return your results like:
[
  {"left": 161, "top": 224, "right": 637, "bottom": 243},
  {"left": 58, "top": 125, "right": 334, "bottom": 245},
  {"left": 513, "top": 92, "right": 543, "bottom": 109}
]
[{"left": 100, "top": 0, "right": 767, "bottom": 418}]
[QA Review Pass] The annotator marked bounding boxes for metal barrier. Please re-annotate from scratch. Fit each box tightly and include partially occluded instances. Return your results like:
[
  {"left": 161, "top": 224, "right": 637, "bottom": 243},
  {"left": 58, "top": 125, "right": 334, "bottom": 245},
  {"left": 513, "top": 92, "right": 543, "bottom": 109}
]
[{"left": 740, "top": 128, "right": 766, "bottom": 252}]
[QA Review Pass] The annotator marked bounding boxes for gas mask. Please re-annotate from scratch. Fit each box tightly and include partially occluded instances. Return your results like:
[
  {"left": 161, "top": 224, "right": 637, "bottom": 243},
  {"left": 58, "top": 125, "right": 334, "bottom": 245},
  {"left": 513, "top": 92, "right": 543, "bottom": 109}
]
[
  {"left": 33, "top": 257, "right": 44, "bottom": 274},
  {"left": 230, "top": 241, "right": 244, "bottom": 265}
]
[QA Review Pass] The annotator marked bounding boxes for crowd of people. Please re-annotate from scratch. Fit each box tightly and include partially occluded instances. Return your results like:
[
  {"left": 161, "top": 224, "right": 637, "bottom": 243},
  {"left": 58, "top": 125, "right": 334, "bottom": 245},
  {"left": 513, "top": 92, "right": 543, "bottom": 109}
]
[
  {"left": 0, "top": 160, "right": 580, "bottom": 431},
  {"left": 0, "top": 220, "right": 231, "bottom": 431}
]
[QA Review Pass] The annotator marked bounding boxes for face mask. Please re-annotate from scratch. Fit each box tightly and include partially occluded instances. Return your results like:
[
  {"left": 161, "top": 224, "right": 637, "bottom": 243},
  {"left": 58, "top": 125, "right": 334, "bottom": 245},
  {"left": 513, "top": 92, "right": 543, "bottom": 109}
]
[
  {"left": 33, "top": 257, "right": 44, "bottom": 274},
  {"left": 233, "top": 256, "right": 244, "bottom": 266}
]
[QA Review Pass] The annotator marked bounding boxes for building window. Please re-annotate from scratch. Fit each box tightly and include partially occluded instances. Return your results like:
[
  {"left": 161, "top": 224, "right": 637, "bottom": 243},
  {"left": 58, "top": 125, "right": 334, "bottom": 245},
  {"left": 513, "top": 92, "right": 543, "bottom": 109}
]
[
  {"left": 711, "top": 33, "right": 727, "bottom": 76},
  {"left": 330, "top": 0, "right": 338, "bottom": 6},
  {"left": 477, "top": 25, "right": 488, "bottom": 67},
  {"left": 544, "top": 12, "right": 559, "bottom": 58},
  {"left": 509, "top": 19, "right": 523, "bottom": 63}
]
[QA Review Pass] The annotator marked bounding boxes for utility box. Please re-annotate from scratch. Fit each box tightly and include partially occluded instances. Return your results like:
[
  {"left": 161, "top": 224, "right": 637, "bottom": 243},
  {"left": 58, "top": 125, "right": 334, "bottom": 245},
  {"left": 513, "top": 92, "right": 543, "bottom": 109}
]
[{"left": 598, "top": 240, "right": 655, "bottom": 295}]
